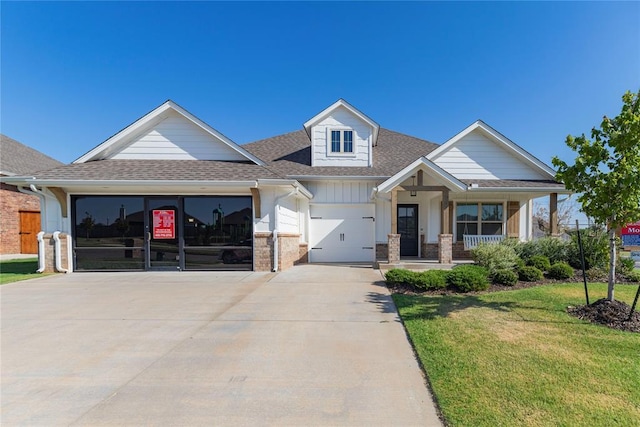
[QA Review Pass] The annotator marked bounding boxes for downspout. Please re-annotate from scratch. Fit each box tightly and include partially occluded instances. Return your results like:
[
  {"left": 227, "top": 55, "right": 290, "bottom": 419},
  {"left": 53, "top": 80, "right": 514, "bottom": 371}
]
[
  {"left": 52, "top": 231, "right": 69, "bottom": 273},
  {"left": 36, "top": 231, "right": 46, "bottom": 273},
  {"left": 272, "top": 188, "right": 298, "bottom": 272}
]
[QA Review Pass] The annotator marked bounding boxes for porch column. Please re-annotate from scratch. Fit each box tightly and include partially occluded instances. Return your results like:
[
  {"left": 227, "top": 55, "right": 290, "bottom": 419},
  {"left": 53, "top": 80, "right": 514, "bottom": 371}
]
[
  {"left": 550, "top": 192, "right": 558, "bottom": 236},
  {"left": 438, "top": 233, "right": 453, "bottom": 264},
  {"left": 388, "top": 234, "right": 400, "bottom": 263},
  {"left": 441, "top": 190, "right": 450, "bottom": 234}
]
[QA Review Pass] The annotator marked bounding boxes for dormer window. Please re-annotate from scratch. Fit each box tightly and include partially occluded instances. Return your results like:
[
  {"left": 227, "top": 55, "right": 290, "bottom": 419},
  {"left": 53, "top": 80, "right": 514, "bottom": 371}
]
[{"left": 330, "top": 130, "right": 354, "bottom": 154}]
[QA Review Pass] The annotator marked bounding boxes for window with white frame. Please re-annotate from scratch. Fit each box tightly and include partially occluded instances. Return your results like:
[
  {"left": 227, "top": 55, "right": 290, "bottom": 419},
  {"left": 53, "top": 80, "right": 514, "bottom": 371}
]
[
  {"left": 455, "top": 203, "right": 504, "bottom": 241},
  {"left": 329, "top": 130, "right": 354, "bottom": 154}
]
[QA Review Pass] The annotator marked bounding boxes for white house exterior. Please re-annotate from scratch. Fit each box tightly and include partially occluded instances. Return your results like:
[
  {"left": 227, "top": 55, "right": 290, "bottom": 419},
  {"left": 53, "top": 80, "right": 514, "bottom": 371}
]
[{"left": 2, "top": 99, "right": 568, "bottom": 273}]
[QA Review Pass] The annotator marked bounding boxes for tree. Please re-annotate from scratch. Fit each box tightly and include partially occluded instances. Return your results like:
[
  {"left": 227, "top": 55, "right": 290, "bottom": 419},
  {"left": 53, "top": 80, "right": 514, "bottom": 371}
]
[
  {"left": 553, "top": 90, "right": 640, "bottom": 302},
  {"left": 533, "top": 196, "right": 578, "bottom": 234}
]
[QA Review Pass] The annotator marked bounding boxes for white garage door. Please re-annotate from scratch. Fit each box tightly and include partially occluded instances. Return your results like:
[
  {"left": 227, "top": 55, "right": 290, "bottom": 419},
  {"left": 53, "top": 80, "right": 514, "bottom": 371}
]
[{"left": 309, "top": 204, "right": 375, "bottom": 263}]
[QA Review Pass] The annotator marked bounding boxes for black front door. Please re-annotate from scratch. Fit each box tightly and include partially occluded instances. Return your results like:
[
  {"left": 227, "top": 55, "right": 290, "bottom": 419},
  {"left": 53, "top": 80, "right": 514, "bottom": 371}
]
[{"left": 398, "top": 204, "right": 418, "bottom": 257}]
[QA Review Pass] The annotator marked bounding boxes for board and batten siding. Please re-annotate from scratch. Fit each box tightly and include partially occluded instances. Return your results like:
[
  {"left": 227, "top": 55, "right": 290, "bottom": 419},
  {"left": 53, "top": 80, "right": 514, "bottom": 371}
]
[
  {"left": 110, "top": 113, "right": 247, "bottom": 161},
  {"left": 311, "top": 107, "right": 372, "bottom": 167},
  {"left": 302, "top": 181, "right": 376, "bottom": 204},
  {"left": 431, "top": 130, "right": 546, "bottom": 180}
]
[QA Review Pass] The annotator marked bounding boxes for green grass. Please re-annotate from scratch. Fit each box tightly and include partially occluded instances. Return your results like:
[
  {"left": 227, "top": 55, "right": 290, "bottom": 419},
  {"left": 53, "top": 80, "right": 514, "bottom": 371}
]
[
  {"left": 0, "top": 258, "right": 45, "bottom": 284},
  {"left": 393, "top": 283, "right": 640, "bottom": 427}
]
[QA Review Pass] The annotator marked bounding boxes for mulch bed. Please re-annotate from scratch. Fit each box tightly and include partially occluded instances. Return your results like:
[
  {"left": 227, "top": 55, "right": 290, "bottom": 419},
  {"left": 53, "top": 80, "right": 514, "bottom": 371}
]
[{"left": 568, "top": 299, "right": 640, "bottom": 333}]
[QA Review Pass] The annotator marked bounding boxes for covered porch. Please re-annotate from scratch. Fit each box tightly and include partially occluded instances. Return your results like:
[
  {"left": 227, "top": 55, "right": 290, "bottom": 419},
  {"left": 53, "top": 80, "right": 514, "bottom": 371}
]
[{"left": 374, "top": 158, "right": 566, "bottom": 265}]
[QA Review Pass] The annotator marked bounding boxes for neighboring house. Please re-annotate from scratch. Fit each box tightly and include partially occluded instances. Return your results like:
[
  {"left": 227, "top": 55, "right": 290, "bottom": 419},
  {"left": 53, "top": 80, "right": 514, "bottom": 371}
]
[
  {"left": 2, "top": 100, "right": 568, "bottom": 272},
  {"left": 0, "top": 134, "right": 63, "bottom": 255}
]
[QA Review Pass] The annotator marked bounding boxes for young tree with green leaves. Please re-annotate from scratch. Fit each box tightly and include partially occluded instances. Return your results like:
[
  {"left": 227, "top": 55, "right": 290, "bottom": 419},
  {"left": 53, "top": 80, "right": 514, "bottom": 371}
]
[{"left": 553, "top": 90, "right": 640, "bottom": 302}]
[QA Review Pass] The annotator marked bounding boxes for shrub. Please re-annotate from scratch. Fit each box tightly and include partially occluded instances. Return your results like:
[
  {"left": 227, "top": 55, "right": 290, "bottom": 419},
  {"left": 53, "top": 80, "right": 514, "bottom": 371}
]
[
  {"left": 492, "top": 269, "right": 518, "bottom": 286},
  {"left": 447, "top": 265, "right": 490, "bottom": 292},
  {"left": 547, "top": 262, "right": 574, "bottom": 280},
  {"left": 619, "top": 257, "right": 636, "bottom": 275},
  {"left": 471, "top": 243, "right": 519, "bottom": 274},
  {"left": 527, "top": 255, "right": 551, "bottom": 272},
  {"left": 514, "top": 237, "right": 570, "bottom": 264},
  {"left": 567, "top": 228, "right": 611, "bottom": 270},
  {"left": 626, "top": 270, "right": 640, "bottom": 282},
  {"left": 519, "top": 266, "right": 543, "bottom": 282},
  {"left": 515, "top": 257, "right": 526, "bottom": 270},
  {"left": 412, "top": 270, "right": 449, "bottom": 291},
  {"left": 585, "top": 268, "right": 608, "bottom": 282},
  {"left": 385, "top": 268, "right": 415, "bottom": 286}
]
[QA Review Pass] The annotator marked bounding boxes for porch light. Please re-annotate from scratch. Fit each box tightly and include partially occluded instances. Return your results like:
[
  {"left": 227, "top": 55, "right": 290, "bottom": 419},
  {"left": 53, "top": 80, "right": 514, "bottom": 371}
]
[{"left": 411, "top": 175, "right": 417, "bottom": 197}]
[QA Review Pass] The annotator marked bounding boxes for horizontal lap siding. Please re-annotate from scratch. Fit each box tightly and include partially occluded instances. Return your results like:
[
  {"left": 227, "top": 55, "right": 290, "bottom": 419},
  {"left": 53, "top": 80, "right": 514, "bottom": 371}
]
[
  {"left": 111, "top": 115, "right": 246, "bottom": 161},
  {"left": 433, "top": 131, "right": 546, "bottom": 180}
]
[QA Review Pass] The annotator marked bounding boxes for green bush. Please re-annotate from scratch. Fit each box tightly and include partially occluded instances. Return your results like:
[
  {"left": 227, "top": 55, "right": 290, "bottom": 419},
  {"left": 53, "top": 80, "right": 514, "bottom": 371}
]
[
  {"left": 519, "top": 266, "right": 543, "bottom": 282},
  {"left": 527, "top": 255, "right": 551, "bottom": 272},
  {"left": 471, "top": 243, "right": 519, "bottom": 274},
  {"left": 385, "top": 268, "right": 415, "bottom": 286},
  {"left": 492, "top": 269, "right": 518, "bottom": 286},
  {"left": 568, "top": 228, "right": 611, "bottom": 270},
  {"left": 412, "top": 270, "right": 449, "bottom": 291},
  {"left": 447, "top": 265, "right": 490, "bottom": 292},
  {"left": 585, "top": 268, "right": 608, "bottom": 282},
  {"left": 626, "top": 270, "right": 640, "bottom": 282},
  {"left": 547, "top": 262, "right": 574, "bottom": 280},
  {"left": 515, "top": 257, "right": 526, "bottom": 270},
  {"left": 514, "top": 237, "right": 570, "bottom": 264},
  {"left": 619, "top": 257, "right": 636, "bottom": 275}
]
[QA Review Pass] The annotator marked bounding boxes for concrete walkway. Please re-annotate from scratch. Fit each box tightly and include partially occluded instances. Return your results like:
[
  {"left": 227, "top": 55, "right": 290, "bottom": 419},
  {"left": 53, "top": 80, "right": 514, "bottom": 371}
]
[{"left": 1, "top": 265, "right": 441, "bottom": 426}]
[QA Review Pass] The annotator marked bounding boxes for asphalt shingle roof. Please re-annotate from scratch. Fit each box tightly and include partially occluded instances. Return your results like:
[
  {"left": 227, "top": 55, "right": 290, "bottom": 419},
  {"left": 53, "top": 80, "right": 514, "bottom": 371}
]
[
  {"left": 243, "top": 128, "right": 440, "bottom": 177},
  {"left": 0, "top": 134, "right": 64, "bottom": 176},
  {"left": 32, "top": 159, "right": 283, "bottom": 181}
]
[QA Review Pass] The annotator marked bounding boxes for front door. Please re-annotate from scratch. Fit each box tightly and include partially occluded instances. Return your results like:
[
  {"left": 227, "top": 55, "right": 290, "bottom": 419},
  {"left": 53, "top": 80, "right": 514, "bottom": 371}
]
[
  {"left": 19, "top": 211, "right": 40, "bottom": 254},
  {"left": 398, "top": 204, "right": 418, "bottom": 257},
  {"left": 146, "top": 198, "right": 181, "bottom": 270}
]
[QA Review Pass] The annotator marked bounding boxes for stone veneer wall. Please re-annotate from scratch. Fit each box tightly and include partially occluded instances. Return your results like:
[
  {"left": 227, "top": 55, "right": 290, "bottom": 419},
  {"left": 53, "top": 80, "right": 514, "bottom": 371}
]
[
  {"left": 277, "top": 233, "right": 301, "bottom": 271},
  {"left": 376, "top": 243, "right": 388, "bottom": 260},
  {"left": 41, "top": 233, "right": 70, "bottom": 273},
  {"left": 387, "top": 234, "right": 400, "bottom": 263},
  {"left": 422, "top": 241, "right": 472, "bottom": 261},
  {"left": 298, "top": 243, "right": 308, "bottom": 264},
  {"left": 253, "top": 232, "right": 274, "bottom": 272},
  {"left": 0, "top": 184, "right": 40, "bottom": 254}
]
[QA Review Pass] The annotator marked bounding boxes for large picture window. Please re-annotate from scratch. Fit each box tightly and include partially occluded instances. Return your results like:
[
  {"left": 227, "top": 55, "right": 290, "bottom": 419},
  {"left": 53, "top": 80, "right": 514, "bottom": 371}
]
[{"left": 456, "top": 203, "right": 504, "bottom": 241}]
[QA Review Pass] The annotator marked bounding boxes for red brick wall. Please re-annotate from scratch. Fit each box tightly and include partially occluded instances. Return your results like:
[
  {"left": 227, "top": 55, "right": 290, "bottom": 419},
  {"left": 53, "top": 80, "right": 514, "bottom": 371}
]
[{"left": 0, "top": 184, "right": 41, "bottom": 254}]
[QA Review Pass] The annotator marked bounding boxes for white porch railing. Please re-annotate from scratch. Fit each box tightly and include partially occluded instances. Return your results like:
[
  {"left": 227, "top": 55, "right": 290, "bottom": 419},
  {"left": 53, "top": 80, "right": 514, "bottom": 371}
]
[{"left": 463, "top": 235, "right": 506, "bottom": 251}]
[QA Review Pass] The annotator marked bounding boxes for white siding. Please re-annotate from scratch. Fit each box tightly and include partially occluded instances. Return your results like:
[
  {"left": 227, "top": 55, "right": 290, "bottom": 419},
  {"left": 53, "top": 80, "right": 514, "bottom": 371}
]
[
  {"left": 311, "top": 107, "right": 372, "bottom": 167},
  {"left": 375, "top": 197, "right": 391, "bottom": 243},
  {"left": 302, "top": 180, "right": 375, "bottom": 204},
  {"left": 432, "top": 130, "right": 547, "bottom": 180},
  {"left": 110, "top": 113, "right": 247, "bottom": 161},
  {"left": 254, "top": 187, "right": 302, "bottom": 235}
]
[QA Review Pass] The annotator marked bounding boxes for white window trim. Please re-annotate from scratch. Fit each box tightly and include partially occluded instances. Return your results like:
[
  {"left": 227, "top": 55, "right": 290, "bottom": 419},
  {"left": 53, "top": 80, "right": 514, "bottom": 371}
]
[
  {"left": 326, "top": 128, "right": 357, "bottom": 157},
  {"left": 454, "top": 201, "right": 506, "bottom": 242}
]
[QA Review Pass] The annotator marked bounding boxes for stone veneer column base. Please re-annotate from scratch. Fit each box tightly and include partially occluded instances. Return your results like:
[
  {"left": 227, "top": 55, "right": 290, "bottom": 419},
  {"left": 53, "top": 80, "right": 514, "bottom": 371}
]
[
  {"left": 438, "top": 234, "right": 453, "bottom": 264},
  {"left": 253, "top": 232, "right": 274, "bottom": 272},
  {"left": 388, "top": 234, "right": 401, "bottom": 263},
  {"left": 41, "top": 233, "right": 70, "bottom": 273}
]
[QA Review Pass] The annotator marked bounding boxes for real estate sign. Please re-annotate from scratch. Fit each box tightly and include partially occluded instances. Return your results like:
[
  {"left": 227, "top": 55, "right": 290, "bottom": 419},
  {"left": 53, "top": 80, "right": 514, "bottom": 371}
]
[
  {"left": 621, "top": 220, "right": 640, "bottom": 252},
  {"left": 153, "top": 209, "right": 175, "bottom": 239}
]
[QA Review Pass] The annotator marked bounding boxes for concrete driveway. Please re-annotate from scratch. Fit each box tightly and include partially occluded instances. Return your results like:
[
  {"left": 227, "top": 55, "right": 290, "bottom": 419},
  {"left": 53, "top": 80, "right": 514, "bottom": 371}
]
[{"left": 1, "top": 265, "right": 440, "bottom": 426}]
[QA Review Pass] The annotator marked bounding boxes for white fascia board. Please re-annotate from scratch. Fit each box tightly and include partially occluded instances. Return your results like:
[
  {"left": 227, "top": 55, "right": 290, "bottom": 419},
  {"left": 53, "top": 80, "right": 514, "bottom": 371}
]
[
  {"left": 73, "top": 100, "right": 265, "bottom": 166},
  {"left": 0, "top": 170, "right": 17, "bottom": 177},
  {"left": 288, "top": 175, "right": 388, "bottom": 181},
  {"left": 257, "top": 179, "right": 313, "bottom": 199},
  {"left": 21, "top": 179, "right": 259, "bottom": 188},
  {"left": 467, "top": 186, "right": 571, "bottom": 194},
  {"left": 0, "top": 175, "right": 35, "bottom": 183},
  {"left": 377, "top": 157, "right": 467, "bottom": 193},
  {"left": 426, "top": 120, "right": 557, "bottom": 179},
  {"left": 302, "top": 99, "right": 380, "bottom": 144}
]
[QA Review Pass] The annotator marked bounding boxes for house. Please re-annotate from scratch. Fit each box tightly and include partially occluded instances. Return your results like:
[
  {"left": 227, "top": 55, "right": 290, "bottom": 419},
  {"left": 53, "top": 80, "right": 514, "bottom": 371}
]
[
  {"left": 1, "top": 100, "right": 567, "bottom": 272},
  {"left": 0, "top": 134, "right": 63, "bottom": 255}
]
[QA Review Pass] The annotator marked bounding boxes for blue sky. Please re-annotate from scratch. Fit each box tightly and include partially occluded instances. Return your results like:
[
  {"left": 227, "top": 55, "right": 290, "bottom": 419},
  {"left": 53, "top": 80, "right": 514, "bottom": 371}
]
[{"left": 2, "top": 1, "right": 639, "bottom": 170}]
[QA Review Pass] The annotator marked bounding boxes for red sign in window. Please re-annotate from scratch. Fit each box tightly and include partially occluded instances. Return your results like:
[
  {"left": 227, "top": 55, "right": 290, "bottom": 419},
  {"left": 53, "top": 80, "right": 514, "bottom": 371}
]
[{"left": 152, "top": 209, "right": 175, "bottom": 239}]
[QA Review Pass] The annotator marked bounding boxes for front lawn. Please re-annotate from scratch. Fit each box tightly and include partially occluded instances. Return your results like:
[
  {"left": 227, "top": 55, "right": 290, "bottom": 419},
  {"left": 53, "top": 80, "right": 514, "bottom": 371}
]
[
  {"left": 393, "top": 283, "right": 640, "bottom": 426},
  {"left": 0, "top": 258, "right": 43, "bottom": 284}
]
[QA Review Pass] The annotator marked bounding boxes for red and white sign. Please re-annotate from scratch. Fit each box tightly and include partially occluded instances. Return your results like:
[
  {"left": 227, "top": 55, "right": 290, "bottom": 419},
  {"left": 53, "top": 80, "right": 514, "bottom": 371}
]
[
  {"left": 152, "top": 209, "right": 175, "bottom": 239},
  {"left": 622, "top": 221, "right": 640, "bottom": 235}
]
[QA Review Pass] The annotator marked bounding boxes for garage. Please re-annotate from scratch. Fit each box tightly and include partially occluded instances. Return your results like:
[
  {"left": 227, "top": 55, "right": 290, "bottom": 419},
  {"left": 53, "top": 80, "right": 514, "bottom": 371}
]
[{"left": 309, "top": 204, "right": 375, "bottom": 263}]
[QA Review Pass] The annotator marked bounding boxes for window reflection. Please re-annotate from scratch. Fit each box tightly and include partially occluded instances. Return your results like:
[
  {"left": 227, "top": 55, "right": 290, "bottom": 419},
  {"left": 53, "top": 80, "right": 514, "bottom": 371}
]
[{"left": 183, "top": 196, "right": 252, "bottom": 247}]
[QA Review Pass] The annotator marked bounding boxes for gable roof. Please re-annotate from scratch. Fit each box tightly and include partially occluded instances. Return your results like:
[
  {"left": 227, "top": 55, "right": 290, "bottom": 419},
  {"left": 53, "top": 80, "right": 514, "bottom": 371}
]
[
  {"left": 0, "top": 134, "right": 64, "bottom": 176},
  {"left": 426, "top": 120, "right": 557, "bottom": 179},
  {"left": 376, "top": 157, "right": 468, "bottom": 193},
  {"left": 243, "top": 128, "right": 440, "bottom": 178},
  {"left": 303, "top": 99, "right": 380, "bottom": 146},
  {"left": 73, "top": 100, "right": 265, "bottom": 166}
]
